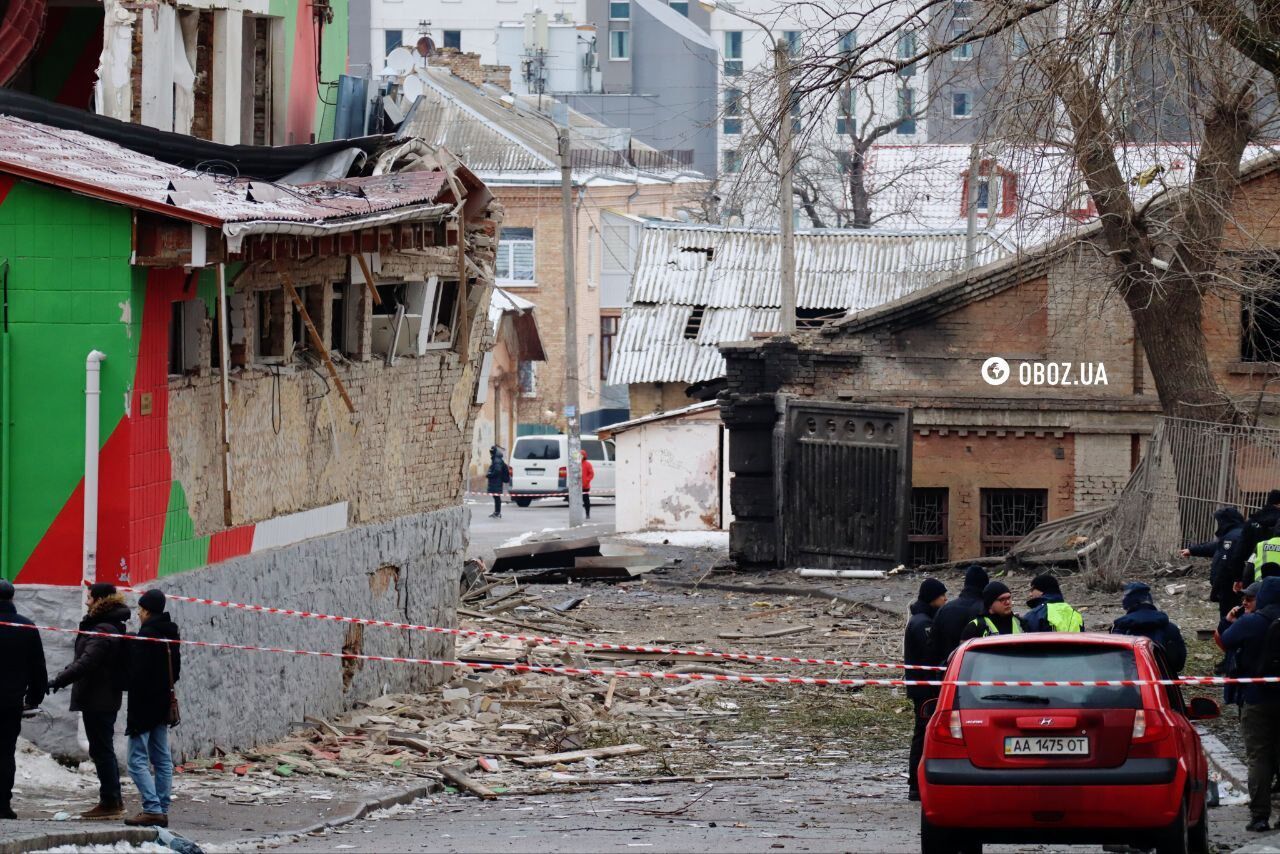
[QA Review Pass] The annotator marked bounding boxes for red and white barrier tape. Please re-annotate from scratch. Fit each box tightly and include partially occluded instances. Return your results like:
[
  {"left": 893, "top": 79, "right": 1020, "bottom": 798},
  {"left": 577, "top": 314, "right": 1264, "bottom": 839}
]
[
  {"left": 7, "top": 621, "right": 1271, "bottom": 689},
  {"left": 117, "top": 587, "right": 946, "bottom": 672}
]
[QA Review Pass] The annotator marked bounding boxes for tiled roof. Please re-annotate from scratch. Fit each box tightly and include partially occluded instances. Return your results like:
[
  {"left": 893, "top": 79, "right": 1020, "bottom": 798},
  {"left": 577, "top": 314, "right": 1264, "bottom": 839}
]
[
  {"left": 608, "top": 223, "right": 1010, "bottom": 386},
  {"left": 0, "top": 115, "right": 451, "bottom": 227}
]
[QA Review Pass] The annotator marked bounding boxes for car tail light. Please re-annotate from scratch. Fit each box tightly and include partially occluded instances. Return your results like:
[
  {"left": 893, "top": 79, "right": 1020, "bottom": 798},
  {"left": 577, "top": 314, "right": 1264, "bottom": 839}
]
[
  {"left": 934, "top": 709, "right": 965, "bottom": 745},
  {"left": 1131, "top": 708, "right": 1169, "bottom": 743},
  {"left": 558, "top": 466, "right": 567, "bottom": 479}
]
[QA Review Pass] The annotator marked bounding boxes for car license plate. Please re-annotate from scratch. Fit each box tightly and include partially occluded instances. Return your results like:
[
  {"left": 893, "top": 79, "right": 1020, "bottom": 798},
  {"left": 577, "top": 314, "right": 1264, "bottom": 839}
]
[{"left": 1004, "top": 736, "right": 1089, "bottom": 756}]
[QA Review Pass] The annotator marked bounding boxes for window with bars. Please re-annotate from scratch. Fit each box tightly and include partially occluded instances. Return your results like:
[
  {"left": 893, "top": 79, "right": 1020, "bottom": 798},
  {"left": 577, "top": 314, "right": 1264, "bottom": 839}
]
[
  {"left": 980, "top": 488, "right": 1048, "bottom": 556},
  {"left": 909, "top": 488, "right": 949, "bottom": 566},
  {"left": 1241, "top": 256, "right": 1280, "bottom": 363},
  {"left": 496, "top": 227, "right": 535, "bottom": 284}
]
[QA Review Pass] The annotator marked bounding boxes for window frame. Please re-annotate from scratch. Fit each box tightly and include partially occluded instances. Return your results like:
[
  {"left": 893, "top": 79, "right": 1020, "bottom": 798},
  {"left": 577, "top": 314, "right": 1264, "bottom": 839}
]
[
  {"left": 518, "top": 360, "right": 538, "bottom": 397},
  {"left": 980, "top": 488, "right": 1048, "bottom": 556},
  {"left": 1240, "top": 255, "right": 1280, "bottom": 363},
  {"left": 723, "top": 30, "right": 743, "bottom": 75},
  {"left": 723, "top": 86, "right": 743, "bottom": 135},
  {"left": 908, "top": 487, "right": 949, "bottom": 566},
  {"left": 668, "top": 0, "right": 689, "bottom": 14},
  {"left": 609, "top": 29, "right": 631, "bottom": 61},
  {"left": 723, "top": 148, "right": 741, "bottom": 173},
  {"left": 496, "top": 227, "right": 536, "bottom": 286},
  {"left": 896, "top": 87, "right": 916, "bottom": 135},
  {"left": 442, "top": 29, "right": 461, "bottom": 50},
  {"left": 600, "top": 314, "right": 619, "bottom": 381},
  {"left": 609, "top": 1, "right": 630, "bottom": 20},
  {"left": 952, "top": 91, "right": 971, "bottom": 118}
]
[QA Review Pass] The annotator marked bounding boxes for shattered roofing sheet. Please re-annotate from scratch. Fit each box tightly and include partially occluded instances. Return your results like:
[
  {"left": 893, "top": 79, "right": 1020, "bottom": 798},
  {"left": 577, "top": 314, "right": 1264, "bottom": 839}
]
[
  {"left": 0, "top": 115, "right": 449, "bottom": 225},
  {"left": 606, "top": 224, "right": 1009, "bottom": 385}
]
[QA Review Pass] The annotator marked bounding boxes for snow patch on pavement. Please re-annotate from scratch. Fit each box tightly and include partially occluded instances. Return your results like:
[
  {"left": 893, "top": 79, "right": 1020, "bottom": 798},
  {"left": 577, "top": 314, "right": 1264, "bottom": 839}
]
[
  {"left": 40, "top": 845, "right": 170, "bottom": 853},
  {"left": 14, "top": 738, "right": 90, "bottom": 791},
  {"left": 615, "top": 531, "right": 730, "bottom": 549}
]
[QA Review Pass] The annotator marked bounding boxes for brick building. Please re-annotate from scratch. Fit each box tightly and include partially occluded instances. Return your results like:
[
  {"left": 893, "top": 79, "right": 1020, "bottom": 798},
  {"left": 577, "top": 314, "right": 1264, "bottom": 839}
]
[
  {"left": 394, "top": 55, "right": 709, "bottom": 444},
  {"left": 720, "top": 153, "right": 1280, "bottom": 567},
  {"left": 0, "top": 115, "right": 499, "bottom": 758}
]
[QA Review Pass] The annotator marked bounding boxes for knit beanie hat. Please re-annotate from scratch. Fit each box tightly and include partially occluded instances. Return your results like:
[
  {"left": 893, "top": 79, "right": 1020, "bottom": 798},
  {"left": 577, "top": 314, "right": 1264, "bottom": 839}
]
[
  {"left": 963, "top": 564, "right": 989, "bottom": 590},
  {"left": 982, "top": 581, "right": 1011, "bottom": 612},
  {"left": 138, "top": 589, "right": 166, "bottom": 614},
  {"left": 917, "top": 577, "right": 947, "bottom": 604},
  {"left": 88, "top": 582, "right": 117, "bottom": 600},
  {"left": 1030, "top": 573, "right": 1061, "bottom": 597}
]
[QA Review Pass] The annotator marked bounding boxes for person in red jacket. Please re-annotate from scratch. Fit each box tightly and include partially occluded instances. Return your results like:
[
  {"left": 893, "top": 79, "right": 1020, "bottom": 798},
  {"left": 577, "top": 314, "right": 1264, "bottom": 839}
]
[{"left": 580, "top": 449, "right": 595, "bottom": 520}]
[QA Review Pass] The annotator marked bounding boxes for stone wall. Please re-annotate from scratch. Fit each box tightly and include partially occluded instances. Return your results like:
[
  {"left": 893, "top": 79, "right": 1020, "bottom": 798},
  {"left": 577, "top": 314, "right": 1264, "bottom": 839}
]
[{"left": 21, "top": 506, "right": 464, "bottom": 763}]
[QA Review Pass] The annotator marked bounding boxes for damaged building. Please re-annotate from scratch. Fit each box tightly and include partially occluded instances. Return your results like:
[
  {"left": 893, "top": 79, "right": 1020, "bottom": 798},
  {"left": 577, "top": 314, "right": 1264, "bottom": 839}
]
[
  {"left": 719, "top": 152, "right": 1280, "bottom": 571},
  {"left": 3, "top": 0, "right": 346, "bottom": 144},
  {"left": 0, "top": 114, "right": 500, "bottom": 758}
]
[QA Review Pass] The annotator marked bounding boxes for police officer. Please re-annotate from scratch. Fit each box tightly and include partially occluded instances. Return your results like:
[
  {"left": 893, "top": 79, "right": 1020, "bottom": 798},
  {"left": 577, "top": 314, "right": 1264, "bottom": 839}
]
[
  {"left": 959, "top": 582, "right": 1026, "bottom": 640},
  {"left": 904, "top": 578, "right": 946, "bottom": 801},
  {"left": 1022, "top": 574, "right": 1084, "bottom": 632}
]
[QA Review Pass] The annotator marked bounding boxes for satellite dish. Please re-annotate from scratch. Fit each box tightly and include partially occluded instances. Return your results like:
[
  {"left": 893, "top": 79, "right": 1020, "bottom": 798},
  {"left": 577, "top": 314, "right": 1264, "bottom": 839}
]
[
  {"left": 385, "top": 46, "right": 415, "bottom": 75},
  {"left": 401, "top": 73, "right": 426, "bottom": 102}
]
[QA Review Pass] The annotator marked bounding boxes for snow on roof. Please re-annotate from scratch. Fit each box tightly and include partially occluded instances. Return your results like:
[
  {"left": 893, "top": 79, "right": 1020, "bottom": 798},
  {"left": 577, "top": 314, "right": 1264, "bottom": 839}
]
[
  {"left": 0, "top": 114, "right": 451, "bottom": 227},
  {"left": 607, "top": 223, "right": 1011, "bottom": 386},
  {"left": 863, "top": 142, "right": 1279, "bottom": 248}
]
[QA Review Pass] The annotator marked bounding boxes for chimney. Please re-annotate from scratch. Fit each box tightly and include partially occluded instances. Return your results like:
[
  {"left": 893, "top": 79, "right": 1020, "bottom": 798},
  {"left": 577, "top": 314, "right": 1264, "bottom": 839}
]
[{"left": 431, "top": 48, "right": 508, "bottom": 89}]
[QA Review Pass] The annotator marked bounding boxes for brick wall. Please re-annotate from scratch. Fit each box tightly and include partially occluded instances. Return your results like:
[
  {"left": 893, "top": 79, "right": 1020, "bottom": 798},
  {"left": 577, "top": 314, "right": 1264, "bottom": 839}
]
[
  {"left": 430, "top": 49, "right": 496, "bottom": 88},
  {"left": 628, "top": 382, "right": 700, "bottom": 416}
]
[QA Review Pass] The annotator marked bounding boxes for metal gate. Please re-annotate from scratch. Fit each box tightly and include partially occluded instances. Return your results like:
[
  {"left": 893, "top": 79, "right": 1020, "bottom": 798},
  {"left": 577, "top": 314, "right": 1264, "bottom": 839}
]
[{"left": 778, "top": 400, "right": 912, "bottom": 569}]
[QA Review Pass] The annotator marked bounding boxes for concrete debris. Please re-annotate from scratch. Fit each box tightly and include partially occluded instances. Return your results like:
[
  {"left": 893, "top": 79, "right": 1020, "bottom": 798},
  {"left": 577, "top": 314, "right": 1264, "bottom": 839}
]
[{"left": 489, "top": 536, "right": 671, "bottom": 583}]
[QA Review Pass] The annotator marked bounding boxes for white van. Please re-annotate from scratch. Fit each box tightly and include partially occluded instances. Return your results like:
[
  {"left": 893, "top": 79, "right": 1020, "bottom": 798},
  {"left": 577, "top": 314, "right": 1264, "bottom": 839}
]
[{"left": 509, "top": 434, "right": 615, "bottom": 507}]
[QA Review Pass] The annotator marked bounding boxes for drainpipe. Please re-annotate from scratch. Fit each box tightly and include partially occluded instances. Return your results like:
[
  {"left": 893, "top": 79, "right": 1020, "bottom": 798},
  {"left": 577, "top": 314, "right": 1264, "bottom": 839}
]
[
  {"left": 0, "top": 260, "right": 9, "bottom": 580},
  {"left": 83, "top": 350, "right": 106, "bottom": 587}
]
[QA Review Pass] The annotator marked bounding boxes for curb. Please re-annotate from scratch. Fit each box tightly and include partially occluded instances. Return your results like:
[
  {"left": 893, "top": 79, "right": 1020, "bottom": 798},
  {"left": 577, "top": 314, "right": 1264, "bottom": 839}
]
[
  {"left": 219, "top": 781, "right": 443, "bottom": 851},
  {"left": 0, "top": 826, "right": 158, "bottom": 854},
  {"left": 650, "top": 578, "right": 903, "bottom": 617},
  {"left": 0, "top": 782, "right": 443, "bottom": 854}
]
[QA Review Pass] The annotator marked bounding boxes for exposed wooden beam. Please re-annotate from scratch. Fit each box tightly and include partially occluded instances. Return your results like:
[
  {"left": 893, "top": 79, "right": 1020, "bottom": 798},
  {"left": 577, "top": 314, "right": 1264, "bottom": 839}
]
[{"left": 280, "top": 272, "right": 356, "bottom": 415}]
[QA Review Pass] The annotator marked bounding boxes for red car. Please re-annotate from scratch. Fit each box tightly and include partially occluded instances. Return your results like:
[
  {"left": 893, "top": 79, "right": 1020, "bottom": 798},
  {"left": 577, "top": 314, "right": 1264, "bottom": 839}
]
[{"left": 918, "top": 632, "right": 1220, "bottom": 854}]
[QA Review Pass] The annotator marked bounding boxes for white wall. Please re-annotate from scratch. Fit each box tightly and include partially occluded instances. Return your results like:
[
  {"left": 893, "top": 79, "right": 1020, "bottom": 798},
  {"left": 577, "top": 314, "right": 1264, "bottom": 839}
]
[
  {"left": 615, "top": 418, "right": 725, "bottom": 532},
  {"left": 371, "top": 0, "right": 584, "bottom": 68}
]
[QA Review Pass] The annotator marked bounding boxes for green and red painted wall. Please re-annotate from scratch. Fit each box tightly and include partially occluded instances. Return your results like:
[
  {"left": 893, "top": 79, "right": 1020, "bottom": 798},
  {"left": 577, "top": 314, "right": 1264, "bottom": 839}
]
[{"left": 0, "top": 178, "right": 315, "bottom": 587}]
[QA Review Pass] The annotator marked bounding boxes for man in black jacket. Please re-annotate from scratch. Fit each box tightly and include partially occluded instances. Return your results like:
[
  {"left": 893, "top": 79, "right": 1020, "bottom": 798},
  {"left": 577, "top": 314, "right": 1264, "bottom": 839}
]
[
  {"left": 904, "top": 578, "right": 947, "bottom": 801},
  {"left": 48, "top": 583, "right": 129, "bottom": 820},
  {"left": 930, "top": 565, "right": 988, "bottom": 662},
  {"left": 1182, "top": 506, "right": 1247, "bottom": 621},
  {"left": 124, "top": 590, "right": 180, "bottom": 828},
  {"left": 960, "top": 582, "right": 1027, "bottom": 640},
  {"left": 0, "top": 580, "right": 46, "bottom": 819}
]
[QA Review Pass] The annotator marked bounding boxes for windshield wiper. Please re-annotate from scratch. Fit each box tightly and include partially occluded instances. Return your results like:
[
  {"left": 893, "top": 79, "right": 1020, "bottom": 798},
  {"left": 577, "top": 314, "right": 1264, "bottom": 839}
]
[{"left": 978, "top": 693, "right": 1052, "bottom": 705}]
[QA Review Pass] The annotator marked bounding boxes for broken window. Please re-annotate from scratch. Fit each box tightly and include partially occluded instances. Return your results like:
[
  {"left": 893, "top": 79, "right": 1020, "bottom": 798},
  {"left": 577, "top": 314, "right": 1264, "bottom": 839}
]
[
  {"left": 1241, "top": 256, "right": 1280, "bottom": 363},
  {"left": 168, "top": 299, "right": 205, "bottom": 376},
  {"left": 980, "top": 488, "right": 1048, "bottom": 556},
  {"left": 423, "top": 279, "right": 460, "bottom": 350},
  {"left": 331, "top": 282, "right": 366, "bottom": 358},
  {"left": 496, "top": 227, "right": 535, "bottom": 285},
  {"left": 290, "top": 285, "right": 312, "bottom": 354},
  {"left": 518, "top": 361, "right": 538, "bottom": 397},
  {"left": 256, "top": 289, "right": 287, "bottom": 363},
  {"left": 683, "top": 305, "right": 707, "bottom": 340},
  {"left": 369, "top": 278, "right": 459, "bottom": 359},
  {"left": 601, "top": 315, "right": 619, "bottom": 380},
  {"left": 909, "top": 487, "right": 949, "bottom": 566}
]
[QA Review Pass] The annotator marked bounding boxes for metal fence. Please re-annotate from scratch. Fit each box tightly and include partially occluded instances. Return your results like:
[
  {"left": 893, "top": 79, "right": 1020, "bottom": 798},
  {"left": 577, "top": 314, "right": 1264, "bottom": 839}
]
[{"left": 1092, "top": 416, "right": 1280, "bottom": 585}]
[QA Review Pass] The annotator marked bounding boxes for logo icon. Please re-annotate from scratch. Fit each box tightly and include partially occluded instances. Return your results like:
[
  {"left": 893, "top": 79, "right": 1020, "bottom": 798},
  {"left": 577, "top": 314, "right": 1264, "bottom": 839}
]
[
  {"left": 981, "top": 356, "right": 1011, "bottom": 386},
  {"left": 1040, "top": 718, "right": 1054, "bottom": 726}
]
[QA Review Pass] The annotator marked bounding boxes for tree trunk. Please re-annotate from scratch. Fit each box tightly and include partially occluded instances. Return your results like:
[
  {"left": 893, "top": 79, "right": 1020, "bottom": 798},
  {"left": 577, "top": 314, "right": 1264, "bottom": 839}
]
[{"left": 849, "top": 147, "right": 871, "bottom": 228}]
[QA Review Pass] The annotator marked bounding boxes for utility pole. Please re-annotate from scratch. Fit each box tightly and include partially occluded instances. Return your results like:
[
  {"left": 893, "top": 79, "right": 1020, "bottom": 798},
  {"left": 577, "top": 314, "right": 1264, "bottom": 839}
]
[
  {"left": 558, "top": 126, "right": 585, "bottom": 527},
  {"left": 776, "top": 38, "right": 796, "bottom": 335}
]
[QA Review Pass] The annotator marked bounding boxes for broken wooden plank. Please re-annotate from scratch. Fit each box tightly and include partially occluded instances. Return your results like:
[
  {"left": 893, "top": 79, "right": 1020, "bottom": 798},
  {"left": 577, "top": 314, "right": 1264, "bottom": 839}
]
[
  {"left": 717, "top": 625, "right": 812, "bottom": 641},
  {"left": 388, "top": 735, "right": 437, "bottom": 756},
  {"left": 352, "top": 253, "right": 383, "bottom": 305},
  {"left": 514, "top": 744, "right": 648, "bottom": 767},
  {"left": 280, "top": 273, "right": 356, "bottom": 414},
  {"left": 441, "top": 765, "right": 497, "bottom": 800},
  {"left": 303, "top": 716, "right": 345, "bottom": 739}
]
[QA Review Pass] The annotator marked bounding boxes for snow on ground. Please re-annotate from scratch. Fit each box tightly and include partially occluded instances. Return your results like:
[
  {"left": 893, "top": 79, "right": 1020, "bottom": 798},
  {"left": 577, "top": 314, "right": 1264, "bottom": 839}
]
[
  {"left": 614, "top": 530, "right": 730, "bottom": 549},
  {"left": 497, "top": 528, "right": 575, "bottom": 548},
  {"left": 14, "top": 738, "right": 90, "bottom": 791},
  {"left": 40, "top": 845, "right": 170, "bottom": 853}
]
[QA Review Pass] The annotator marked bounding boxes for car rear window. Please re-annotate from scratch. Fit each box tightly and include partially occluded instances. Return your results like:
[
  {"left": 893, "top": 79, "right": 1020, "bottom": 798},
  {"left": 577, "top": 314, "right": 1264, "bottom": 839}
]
[
  {"left": 514, "top": 438, "right": 561, "bottom": 460},
  {"left": 955, "top": 644, "right": 1141, "bottom": 710},
  {"left": 582, "top": 439, "right": 606, "bottom": 461}
]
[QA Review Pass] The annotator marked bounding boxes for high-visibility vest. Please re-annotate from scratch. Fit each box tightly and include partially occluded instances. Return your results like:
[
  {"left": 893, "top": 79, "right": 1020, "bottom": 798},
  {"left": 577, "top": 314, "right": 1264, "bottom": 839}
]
[
  {"left": 1044, "top": 601, "right": 1084, "bottom": 632},
  {"left": 1249, "top": 537, "right": 1280, "bottom": 583},
  {"left": 974, "top": 616, "right": 1022, "bottom": 637}
]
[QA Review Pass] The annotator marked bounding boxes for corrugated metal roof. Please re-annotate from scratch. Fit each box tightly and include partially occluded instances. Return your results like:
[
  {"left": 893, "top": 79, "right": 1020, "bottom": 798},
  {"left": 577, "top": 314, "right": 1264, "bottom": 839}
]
[
  {"left": 396, "top": 69, "right": 693, "bottom": 181},
  {"left": 609, "top": 224, "right": 1010, "bottom": 386},
  {"left": 0, "top": 115, "right": 450, "bottom": 226}
]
